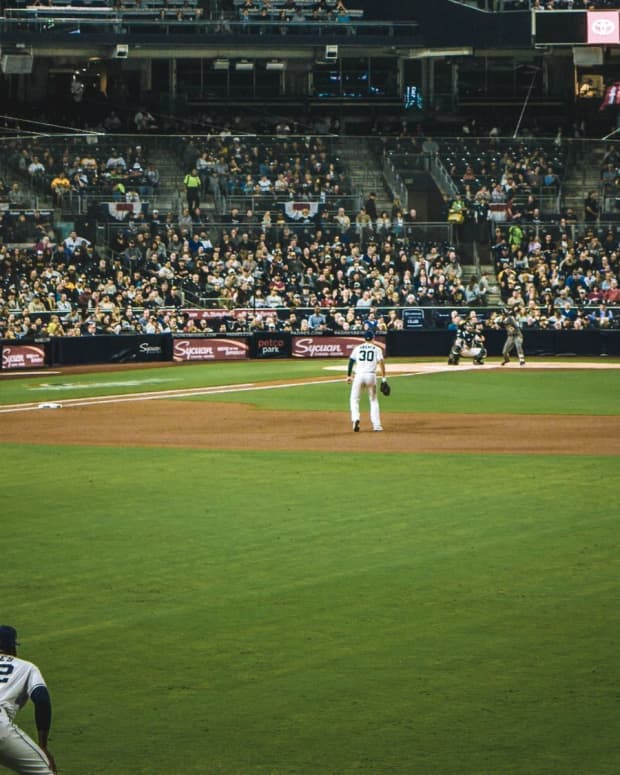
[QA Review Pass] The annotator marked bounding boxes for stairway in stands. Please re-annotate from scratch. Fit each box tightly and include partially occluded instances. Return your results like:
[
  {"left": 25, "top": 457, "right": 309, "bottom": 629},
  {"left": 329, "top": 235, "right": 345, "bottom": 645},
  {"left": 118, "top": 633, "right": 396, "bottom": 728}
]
[
  {"left": 147, "top": 141, "right": 185, "bottom": 216},
  {"left": 337, "top": 137, "right": 395, "bottom": 215},
  {"left": 559, "top": 142, "right": 604, "bottom": 218}
]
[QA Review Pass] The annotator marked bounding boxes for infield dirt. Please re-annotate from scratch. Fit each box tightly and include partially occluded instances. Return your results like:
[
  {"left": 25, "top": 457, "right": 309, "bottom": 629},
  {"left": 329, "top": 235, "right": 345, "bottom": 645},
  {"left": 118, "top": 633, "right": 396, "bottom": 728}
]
[{"left": 2, "top": 360, "right": 618, "bottom": 455}]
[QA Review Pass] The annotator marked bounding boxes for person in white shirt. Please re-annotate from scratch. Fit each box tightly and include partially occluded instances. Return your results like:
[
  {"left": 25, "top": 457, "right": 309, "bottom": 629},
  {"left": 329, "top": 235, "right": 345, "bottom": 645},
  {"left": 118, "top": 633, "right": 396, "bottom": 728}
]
[
  {"left": 0, "top": 625, "right": 56, "bottom": 774},
  {"left": 27, "top": 157, "right": 45, "bottom": 178},
  {"left": 63, "top": 230, "right": 90, "bottom": 257},
  {"left": 346, "top": 328, "right": 386, "bottom": 432},
  {"left": 105, "top": 150, "right": 127, "bottom": 170}
]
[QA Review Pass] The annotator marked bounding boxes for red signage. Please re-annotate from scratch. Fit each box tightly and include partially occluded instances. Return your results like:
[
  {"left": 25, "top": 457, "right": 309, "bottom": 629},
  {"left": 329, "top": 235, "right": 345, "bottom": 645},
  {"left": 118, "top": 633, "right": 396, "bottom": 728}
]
[
  {"left": 587, "top": 11, "right": 620, "bottom": 44},
  {"left": 292, "top": 336, "right": 385, "bottom": 358},
  {"left": 183, "top": 308, "right": 231, "bottom": 321},
  {"left": 173, "top": 337, "right": 248, "bottom": 362},
  {"left": 2, "top": 344, "right": 46, "bottom": 370}
]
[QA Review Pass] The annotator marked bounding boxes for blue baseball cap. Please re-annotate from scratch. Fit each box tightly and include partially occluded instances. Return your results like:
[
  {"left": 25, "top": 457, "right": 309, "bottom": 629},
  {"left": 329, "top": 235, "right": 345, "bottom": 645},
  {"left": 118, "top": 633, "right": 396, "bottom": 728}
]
[{"left": 0, "top": 625, "right": 18, "bottom": 651}]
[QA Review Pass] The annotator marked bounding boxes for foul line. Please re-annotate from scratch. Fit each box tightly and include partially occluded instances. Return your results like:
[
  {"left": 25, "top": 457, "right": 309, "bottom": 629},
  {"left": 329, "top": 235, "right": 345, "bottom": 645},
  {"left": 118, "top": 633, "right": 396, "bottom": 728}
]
[
  {"left": 0, "top": 370, "right": 61, "bottom": 378},
  {"left": 0, "top": 377, "right": 349, "bottom": 414}
]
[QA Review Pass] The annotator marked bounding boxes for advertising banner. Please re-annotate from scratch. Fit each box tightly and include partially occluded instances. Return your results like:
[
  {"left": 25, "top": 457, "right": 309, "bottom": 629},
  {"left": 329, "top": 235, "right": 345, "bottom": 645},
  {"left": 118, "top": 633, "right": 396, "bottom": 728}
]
[
  {"left": 401, "top": 308, "right": 426, "bottom": 330},
  {"left": 251, "top": 332, "right": 291, "bottom": 358},
  {"left": 173, "top": 337, "right": 249, "bottom": 362},
  {"left": 1, "top": 344, "right": 46, "bottom": 370},
  {"left": 292, "top": 335, "right": 386, "bottom": 358},
  {"left": 587, "top": 11, "right": 619, "bottom": 45},
  {"left": 53, "top": 334, "right": 172, "bottom": 365},
  {"left": 132, "top": 338, "right": 169, "bottom": 362},
  {"left": 183, "top": 308, "right": 232, "bottom": 321}
]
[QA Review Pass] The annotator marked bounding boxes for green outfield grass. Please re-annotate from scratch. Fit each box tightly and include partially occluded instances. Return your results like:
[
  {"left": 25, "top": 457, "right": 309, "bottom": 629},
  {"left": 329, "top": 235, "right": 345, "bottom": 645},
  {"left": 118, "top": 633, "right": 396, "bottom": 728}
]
[
  {"left": 3, "top": 445, "right": 619, "bottom": 775},
  {"left": 193, "top": 368, "right": 620, "bottom": 416},
  {"left": 2, "top": 362, "right": 619, "bottom": 773}
]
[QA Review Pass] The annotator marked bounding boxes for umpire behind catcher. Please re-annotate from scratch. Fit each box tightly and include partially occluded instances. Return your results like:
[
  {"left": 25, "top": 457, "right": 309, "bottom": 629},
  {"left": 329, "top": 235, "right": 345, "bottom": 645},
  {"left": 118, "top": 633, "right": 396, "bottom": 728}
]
[{"left": 0, "top": 625, "right": 57, "bottom": 774}]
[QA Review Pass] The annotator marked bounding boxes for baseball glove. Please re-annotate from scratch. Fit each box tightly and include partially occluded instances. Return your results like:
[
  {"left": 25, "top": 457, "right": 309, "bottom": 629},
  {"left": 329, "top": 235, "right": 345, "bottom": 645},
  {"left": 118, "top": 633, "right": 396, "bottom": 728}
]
[{"left": 380, "top": 380, "right": 391, "bottom": 397}]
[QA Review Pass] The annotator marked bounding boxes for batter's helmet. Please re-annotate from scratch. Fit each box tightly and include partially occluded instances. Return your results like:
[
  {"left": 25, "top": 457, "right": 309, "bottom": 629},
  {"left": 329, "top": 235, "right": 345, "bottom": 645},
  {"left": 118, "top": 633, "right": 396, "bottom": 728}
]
[
  {"left": 0, "top": 625, "right": 18, "bottom": 654},
  {"left": 363, "top": 329, "right": 375, "bottom": 340}
]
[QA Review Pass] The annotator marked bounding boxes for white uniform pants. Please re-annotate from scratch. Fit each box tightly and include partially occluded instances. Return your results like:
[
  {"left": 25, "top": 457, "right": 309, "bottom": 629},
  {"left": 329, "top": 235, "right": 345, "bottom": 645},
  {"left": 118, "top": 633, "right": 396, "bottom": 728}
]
[
  {"left": 0, "top": 711, "right": 54, "bottom": 775},
  {"left": 350, "top": 373, "right": 382, "bottom": 430}
]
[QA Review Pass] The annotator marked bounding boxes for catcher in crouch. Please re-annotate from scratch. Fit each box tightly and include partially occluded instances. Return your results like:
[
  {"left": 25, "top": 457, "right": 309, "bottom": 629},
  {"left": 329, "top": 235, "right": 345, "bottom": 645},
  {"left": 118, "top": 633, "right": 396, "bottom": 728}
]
[{"left": 447, "top": 321, "right": 487, "bottom": 366}]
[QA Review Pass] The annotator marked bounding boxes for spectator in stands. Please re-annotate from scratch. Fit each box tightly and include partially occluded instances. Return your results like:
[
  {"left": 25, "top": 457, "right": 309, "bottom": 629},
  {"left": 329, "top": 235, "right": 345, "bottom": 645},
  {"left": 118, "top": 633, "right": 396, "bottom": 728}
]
[
  {"left": 375, "top": 211, "right": 392, "bottom": 240},
  {"left": 106, "top": 148, "right": 127, "bottom": 171},
  {"left": 364, "top": 192, "right": 378, "bottom": 221},
  {"left": 587, "top": 303, "right": 614, "bottom": 328},
  {"left": 543, "top": 166, "right": 559, "bottom": 187},
  {"left": 27, "top": 155, "right": 45, "bottom": 181},
  {"left": 464, "top": 276, "right": 482, "bottom": 306},
  {"left": 50, "top": 171, "right": 71, "bottom": 205},
  {"left": 603, "top": 277, "right": 620, "bottom": 304},
  {"left": 601, "top": 162, "right": 617, "bottom": 194},
  {"left": 334, "top": 207, "right": 351, "bottom": 239},
  {"left": 134, "top": 108, "right": 158, "bottom": 133},
  {"left": 584, "top": 191, "right": 600, "bottom": 223},
  {"left": 390, "top": 210, "right": 404, "bottom": 240},
  {"left": 178, "top": 207, "right": 194, "bottom": 235},
  {"left": 8, "top": 182, "right": 28, "bottom": 210},
  {"left": 447, "top": 195, "right": 466, "bottom": 225},
  {"left": 355, "top": 207, "right": 373, "bottom": 243},
  {"left": 307, "top": 305, "right": 326, "bottom": 332}
]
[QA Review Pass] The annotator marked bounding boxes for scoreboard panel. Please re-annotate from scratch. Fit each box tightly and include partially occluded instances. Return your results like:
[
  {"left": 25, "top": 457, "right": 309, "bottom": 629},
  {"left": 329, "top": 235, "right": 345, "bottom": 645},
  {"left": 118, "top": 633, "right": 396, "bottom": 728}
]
[{"left": 534, "top": 10, "right": 620, "bottom": 46}]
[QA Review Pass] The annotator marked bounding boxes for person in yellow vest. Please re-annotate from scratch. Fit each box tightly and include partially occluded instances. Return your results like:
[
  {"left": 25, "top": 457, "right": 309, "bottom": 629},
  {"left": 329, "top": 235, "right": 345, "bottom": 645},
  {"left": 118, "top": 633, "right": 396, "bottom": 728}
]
[
  {"left": 183, "top": 168, "right": 201, "bottom": 211},
  {"left": 50, "top": 170, "right": 71, "bottom": 206}
]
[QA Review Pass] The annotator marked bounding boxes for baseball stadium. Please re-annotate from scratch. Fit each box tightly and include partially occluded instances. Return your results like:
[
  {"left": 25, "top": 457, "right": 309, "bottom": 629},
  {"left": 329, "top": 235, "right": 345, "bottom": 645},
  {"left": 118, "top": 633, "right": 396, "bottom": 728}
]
[{"left": 1, "top": 1, "right": 620, "bottom": 773}]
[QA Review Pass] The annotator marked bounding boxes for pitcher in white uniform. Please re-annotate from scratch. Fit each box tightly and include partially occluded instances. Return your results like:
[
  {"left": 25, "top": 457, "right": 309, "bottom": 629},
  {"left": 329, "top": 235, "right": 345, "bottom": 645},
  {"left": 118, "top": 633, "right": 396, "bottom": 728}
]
[
  {"left": 347, "top": 328, "right": 386, "bottom": 432},
  {"left": 0, "top": 626, "right": 56, "bottom": 775}
]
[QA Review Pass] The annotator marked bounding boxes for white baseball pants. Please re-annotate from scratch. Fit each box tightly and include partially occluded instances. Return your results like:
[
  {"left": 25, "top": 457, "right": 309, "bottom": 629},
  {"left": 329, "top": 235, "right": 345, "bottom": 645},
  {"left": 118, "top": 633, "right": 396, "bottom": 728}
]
[
  {"left": 350, "top": 373, "right": 382, "bottom": 430},
  {"left": 0, "top": 711, "right": 54, "bottom": 775}
]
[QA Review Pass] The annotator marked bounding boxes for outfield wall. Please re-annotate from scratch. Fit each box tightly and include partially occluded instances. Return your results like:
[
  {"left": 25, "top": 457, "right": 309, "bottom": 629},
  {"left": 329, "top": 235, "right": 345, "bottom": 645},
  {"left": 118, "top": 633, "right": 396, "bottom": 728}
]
[
  {"left": 3, "top": 330, "right": 620, "bottom": 370},
  {"left": 388, "top": 329, "right": 620, "bottom": 358}
]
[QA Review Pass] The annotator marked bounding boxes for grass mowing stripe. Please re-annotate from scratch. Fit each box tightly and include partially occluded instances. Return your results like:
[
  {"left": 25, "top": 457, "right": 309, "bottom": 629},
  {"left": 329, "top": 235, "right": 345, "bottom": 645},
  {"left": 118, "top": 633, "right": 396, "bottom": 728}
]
[
  {"left": 188, "top": 369, "right": 620, "bottom": 416},
  {"left": 2, "top": 363, "right": 620, "bottom": 416},
  {"left": 0, "top": 360, "right": 334, "bottom": 405},
  {"left": 3, "top": 447, "right": 618, "bottom": 774}
]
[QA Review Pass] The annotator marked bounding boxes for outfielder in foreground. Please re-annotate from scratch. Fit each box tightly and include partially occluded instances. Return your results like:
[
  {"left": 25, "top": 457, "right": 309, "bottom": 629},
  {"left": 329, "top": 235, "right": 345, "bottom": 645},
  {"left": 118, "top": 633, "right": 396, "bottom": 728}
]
[
  {"left": 347, "top": 329, "right": 386, "bottom": 432},
  {"left": 0, "top": 626, "right": 56, "bottom": 775}
]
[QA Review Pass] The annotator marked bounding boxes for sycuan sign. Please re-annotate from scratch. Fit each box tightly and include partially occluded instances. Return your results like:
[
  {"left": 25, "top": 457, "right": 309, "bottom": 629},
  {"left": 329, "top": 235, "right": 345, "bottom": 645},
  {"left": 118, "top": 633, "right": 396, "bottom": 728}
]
[{"left": 1, "top": 344, "right": 45, "bottom": 369}]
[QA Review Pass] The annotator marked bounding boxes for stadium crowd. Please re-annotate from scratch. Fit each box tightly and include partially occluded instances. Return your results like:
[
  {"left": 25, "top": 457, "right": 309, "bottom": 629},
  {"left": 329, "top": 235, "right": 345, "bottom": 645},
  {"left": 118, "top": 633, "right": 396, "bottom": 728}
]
[
  {"left": 0, "top": 131, "right": 353, "bottom": 217},
  {"left": 0, "top": 206, "right": 473, "bottom": 338},
  {"left": 1, "top": 192, "right": 619, "bottom": 339},
  {"left": 1, "top": 119, "right": 620, "bottom": 340}
]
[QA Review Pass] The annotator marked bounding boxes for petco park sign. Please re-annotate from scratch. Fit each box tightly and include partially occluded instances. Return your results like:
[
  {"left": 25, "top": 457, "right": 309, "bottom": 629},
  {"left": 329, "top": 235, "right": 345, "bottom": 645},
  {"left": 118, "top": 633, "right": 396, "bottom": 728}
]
[{"left": 1, "top": 344, "right": 45, "bottom": 370}]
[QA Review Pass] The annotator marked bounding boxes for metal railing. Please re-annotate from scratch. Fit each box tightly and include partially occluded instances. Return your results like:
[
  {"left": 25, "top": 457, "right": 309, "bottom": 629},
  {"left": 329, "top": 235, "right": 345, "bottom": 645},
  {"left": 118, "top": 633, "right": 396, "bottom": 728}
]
[
  {"left": 447, "top": 0, "right": 530, "bottom": 11},
  {"left": 0, "top": 11, "right": 420, "bottom": 40},
  {"left": 2, "top": 133, "right": 620, "bottom": 242}
]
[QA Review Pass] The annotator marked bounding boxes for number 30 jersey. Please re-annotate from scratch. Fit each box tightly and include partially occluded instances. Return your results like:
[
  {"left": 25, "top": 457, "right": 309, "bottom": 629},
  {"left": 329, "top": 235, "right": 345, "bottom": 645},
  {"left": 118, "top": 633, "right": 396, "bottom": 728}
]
[
  {"left": 349, "top": 343, "right": 384, "bottom": 376},
  {"left": 0, "top": 655, "right": 47, "bottom": 722}
]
